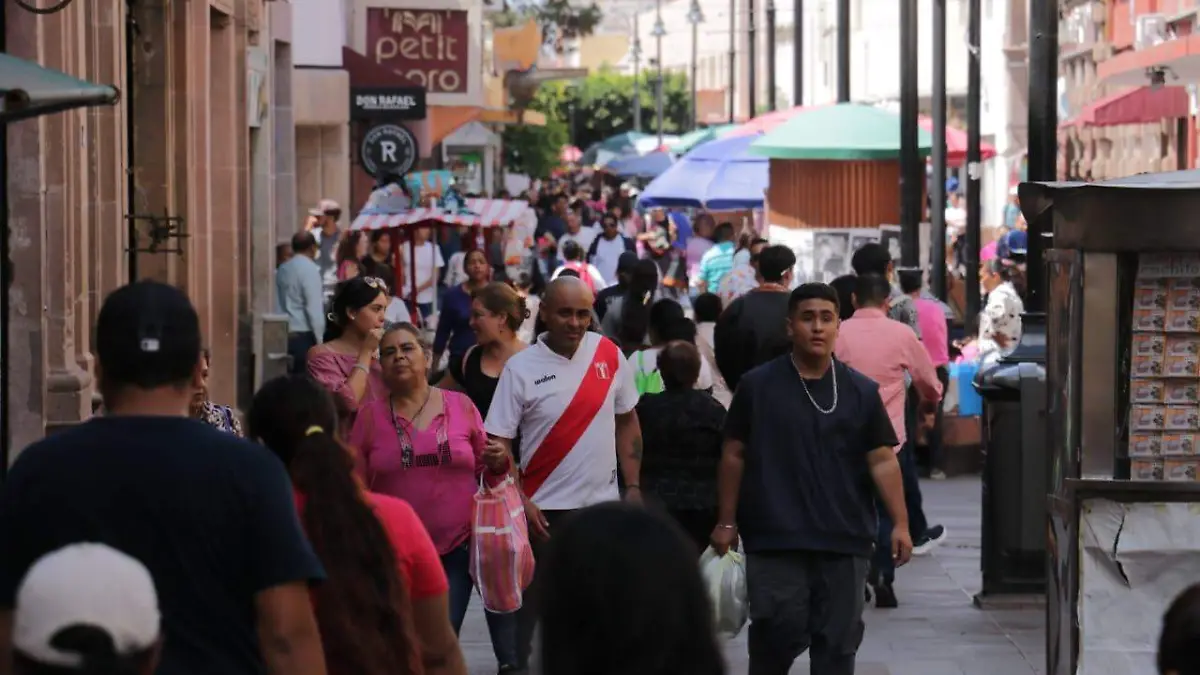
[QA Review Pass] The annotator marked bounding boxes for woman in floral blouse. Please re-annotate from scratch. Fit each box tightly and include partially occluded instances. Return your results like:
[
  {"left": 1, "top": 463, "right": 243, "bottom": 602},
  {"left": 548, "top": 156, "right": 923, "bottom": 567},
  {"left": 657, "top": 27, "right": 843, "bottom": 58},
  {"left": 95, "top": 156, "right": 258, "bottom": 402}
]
[
  {"left": 977, "top": 258, "right": 1025, "bottom": 365},
  {"left": 96, "top": 349, "right": 243, "bottom": 436}
]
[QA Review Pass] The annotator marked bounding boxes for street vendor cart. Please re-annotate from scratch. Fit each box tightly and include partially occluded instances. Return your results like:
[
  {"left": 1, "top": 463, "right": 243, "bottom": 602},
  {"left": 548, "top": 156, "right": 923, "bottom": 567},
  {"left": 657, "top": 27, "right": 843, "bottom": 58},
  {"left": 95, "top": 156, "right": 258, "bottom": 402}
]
[
  {"left": 1021, "top": 169, "right": 1200, "bottom": 675},
  {"left": 350, "top": 183, "right": 532, "bottom": 324}
]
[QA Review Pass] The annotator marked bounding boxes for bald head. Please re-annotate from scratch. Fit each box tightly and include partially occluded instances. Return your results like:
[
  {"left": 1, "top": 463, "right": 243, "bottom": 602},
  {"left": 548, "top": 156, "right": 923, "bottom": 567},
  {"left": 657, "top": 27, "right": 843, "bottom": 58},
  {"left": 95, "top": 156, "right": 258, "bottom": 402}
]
[{"left": 543, "top": 276, "right": 594, "bottom": 309}]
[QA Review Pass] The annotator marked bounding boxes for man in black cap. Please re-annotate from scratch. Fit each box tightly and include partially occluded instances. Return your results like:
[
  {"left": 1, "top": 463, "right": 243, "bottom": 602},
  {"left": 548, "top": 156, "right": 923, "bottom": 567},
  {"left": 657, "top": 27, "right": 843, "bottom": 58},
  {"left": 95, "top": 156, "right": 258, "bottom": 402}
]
[
  {"left": 593, "top": 251, "right": 640, "bottom": 322},
  {"left": 0, "top": 281, "right": 328, "bottom": 675}
]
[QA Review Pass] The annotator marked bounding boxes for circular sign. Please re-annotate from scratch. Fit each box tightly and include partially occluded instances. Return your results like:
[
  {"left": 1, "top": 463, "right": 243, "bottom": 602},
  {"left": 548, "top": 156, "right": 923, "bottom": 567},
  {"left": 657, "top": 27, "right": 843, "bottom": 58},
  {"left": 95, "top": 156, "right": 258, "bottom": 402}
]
[{"left": 360, "top": 123, "right": 418, "bottom": 178}]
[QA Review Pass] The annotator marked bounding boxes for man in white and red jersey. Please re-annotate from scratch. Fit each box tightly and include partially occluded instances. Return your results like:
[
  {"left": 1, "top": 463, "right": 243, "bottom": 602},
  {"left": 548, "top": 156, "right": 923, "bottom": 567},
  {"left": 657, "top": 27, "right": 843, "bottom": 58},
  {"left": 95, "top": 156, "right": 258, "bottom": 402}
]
[{"left": 485, "top": 276, "right": 643, "bottom": 670}]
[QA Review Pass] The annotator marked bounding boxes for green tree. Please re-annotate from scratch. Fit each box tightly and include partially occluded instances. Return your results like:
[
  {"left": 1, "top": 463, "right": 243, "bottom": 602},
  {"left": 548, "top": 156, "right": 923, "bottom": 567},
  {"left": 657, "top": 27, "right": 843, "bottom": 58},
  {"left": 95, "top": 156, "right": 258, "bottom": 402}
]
[
  {"left": 541, "top": 68, "right": 694, "bottom": 151},
  {"left": 502, "top": 118, "right": 569, "bottom": 178}
]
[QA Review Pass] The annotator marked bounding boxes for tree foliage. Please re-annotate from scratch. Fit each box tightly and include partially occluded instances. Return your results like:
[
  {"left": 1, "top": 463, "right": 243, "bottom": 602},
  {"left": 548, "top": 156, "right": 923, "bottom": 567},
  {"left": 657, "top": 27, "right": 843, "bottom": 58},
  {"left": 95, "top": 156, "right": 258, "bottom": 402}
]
[
  {"left": 490, "top": 0, "right": 603, "bottom": 48},
  {"left": 502, "top": 69, "right": 694, "bottom": 176}
]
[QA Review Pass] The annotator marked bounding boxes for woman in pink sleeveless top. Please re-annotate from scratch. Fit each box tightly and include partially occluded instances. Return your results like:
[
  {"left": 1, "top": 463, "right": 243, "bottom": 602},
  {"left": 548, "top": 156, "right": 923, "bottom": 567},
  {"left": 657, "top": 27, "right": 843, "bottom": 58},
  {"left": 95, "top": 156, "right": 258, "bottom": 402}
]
[{"left": 348, "top": 323, "right": 517, "bottom": 671}]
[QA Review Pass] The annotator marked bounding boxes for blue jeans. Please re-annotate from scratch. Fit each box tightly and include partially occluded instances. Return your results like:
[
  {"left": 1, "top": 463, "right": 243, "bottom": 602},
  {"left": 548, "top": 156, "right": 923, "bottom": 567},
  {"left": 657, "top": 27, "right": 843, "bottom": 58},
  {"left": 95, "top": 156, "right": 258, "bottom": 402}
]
[
  {"left": 417, "top": 302, "right": 434, "bottom": 320},
  {"left": 873, "top": 442, "right": 929, "bottom": 585},
  {"left": 441, "top": 542, "right": 520, "bottom": 668}
]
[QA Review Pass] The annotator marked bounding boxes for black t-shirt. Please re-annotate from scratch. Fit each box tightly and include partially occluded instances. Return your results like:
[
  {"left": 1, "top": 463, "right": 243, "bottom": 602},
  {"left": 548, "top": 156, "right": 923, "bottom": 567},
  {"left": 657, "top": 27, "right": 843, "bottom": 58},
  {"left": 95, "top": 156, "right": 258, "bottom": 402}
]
[
  {"left": 594, "top": 282, "right": 625, "bottom": 321},
  {"left": 723, "top": 356, "right": 897, "bottom": 557},
  {"left": 713, "top": 290, "right": 792, "bottom": 391},
  {"left": 0, "top": 416, "right": 325, "bottom": 675}
]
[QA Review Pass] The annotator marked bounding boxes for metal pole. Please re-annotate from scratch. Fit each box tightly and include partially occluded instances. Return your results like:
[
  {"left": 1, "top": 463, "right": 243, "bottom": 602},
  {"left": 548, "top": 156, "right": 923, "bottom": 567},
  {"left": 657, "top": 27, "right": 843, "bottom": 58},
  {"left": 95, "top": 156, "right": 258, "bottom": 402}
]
[
  {"left": 767, "top": 0, "right": 777, "bottom": 110},
  {"left": 749, "top": 0, "right": 758, "bottom": 116},
  {"left": 898, "top": 0, "right": 920, "bottom": 266},
  {"left": 930, "top": 0, "right": 947, "bottom": 300},
  {"left": 1026, "top": 0, "right": 1057, "bottom": 312},
  {"left": 793, "top": 0, "right": 803, "bottom": 106},
  {"left": 965, "top": 0, "right": 982, "bottom": 326},
  {"left": 836, "top": 0, "right": 850, "bottom": 101},
  {"left": 633, "top": 12, "right": 642, "bottom": 132},
  {"left": 656, "top": 0, "right": 664, "bottom": 147},
  {"left": 728, "top": 0, "right": 736, "bottom": 123},
  {"left": 691, "top": 20, "right": 699, "bottom": 130}
]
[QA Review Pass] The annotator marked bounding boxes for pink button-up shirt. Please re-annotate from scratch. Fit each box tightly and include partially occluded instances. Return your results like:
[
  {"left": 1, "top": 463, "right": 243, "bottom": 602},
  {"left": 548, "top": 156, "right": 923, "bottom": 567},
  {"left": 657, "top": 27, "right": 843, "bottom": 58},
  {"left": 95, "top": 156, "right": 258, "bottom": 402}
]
[
  {"left": 914, "top": 297, "right": 950, "bottom": 367},
  {"left": 835, "top": 307, "right": 943, "bottom": 450}
]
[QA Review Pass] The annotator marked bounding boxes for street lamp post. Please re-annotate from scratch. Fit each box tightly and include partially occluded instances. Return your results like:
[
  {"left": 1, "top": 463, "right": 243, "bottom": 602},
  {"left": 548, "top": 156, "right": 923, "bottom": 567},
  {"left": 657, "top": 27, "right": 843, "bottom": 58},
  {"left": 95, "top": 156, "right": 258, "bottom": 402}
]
[
  {"left": 688, "top": 1, "right": 705, "bottom": 131},
  {"left": 767, "top": 0, "right": 777, "bottom": 111},
  {"left": 748, "top": 0, "right": 757, "bottom": 116},
  {"left": 728, "top": 0, "right": 736, "bottom": 123},
  {"left": 652, "top": 5, "right": 666, "bottom": 147},
  {"left": 793, "top": 0, "right": 803, "bottom": 105},
  {"left": 633, "top": 13, "right": 643, "bottom": 132}
]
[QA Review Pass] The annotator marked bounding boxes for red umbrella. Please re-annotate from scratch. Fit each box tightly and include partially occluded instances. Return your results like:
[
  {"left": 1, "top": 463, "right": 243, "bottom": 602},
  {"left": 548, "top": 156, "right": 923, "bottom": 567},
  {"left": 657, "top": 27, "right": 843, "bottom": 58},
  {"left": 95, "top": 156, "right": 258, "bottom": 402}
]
[
  {"left": 559, "top": 145, "right": 583, "bottom": 163},
  {"left": 726, "top": 105, "right": 825, "bottom": 137},
  {"left": 918, "top": 116, "right": 996, "bottom": 167}
]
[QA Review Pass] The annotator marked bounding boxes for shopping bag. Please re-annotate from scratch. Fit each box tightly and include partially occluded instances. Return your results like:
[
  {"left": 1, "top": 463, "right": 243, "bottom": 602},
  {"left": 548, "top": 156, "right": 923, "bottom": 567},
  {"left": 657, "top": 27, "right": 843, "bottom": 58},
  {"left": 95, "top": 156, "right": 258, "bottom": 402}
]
[
  {"left": 699, "top": 545, "right": 748, "bottom": 638},
  {"left": 469, "top": 475, "right": 536, "bottom": 613}
]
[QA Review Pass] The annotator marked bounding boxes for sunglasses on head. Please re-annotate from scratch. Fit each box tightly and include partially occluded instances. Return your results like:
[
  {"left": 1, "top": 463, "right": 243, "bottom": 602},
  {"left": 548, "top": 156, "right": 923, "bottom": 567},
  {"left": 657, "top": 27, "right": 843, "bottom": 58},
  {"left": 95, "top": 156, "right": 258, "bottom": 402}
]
[{"left": 362, "top": 276, "right": 388, "bottom": 290}]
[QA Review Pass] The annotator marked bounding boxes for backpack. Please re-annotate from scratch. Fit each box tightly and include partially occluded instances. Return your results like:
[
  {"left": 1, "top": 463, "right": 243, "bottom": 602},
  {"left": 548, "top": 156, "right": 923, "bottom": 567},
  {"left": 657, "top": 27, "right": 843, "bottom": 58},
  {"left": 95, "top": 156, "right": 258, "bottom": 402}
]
[
  {"left": 634, "top": 351, "right": 665, "bottom": 396},
  {"left": 562, "top": 261, "right": 596, "bottom": 293}
]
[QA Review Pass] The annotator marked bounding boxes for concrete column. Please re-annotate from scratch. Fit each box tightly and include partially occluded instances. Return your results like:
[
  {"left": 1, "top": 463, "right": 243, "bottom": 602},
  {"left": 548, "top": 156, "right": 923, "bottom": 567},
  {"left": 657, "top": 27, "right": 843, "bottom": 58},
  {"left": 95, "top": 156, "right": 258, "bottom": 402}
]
[
  {"left": 6, "top": 8, "right": 49, "bottom": 453},
  {"left": 208, "top": 7, "right": 240, "bottom": 407},
  {"left": 273, "top": 42, "right": 297, "bottom": 249},
  {"left": 87, "top": 0, "right": 129, "bottom": 315},
  {"left": 39, "top": 0, "right": 93, "bottom": 427}
]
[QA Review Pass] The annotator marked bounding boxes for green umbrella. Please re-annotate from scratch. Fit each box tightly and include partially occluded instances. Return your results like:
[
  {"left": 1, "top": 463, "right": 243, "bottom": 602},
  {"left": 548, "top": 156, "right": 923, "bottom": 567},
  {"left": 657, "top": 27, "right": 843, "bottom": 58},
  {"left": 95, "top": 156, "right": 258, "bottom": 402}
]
[
  {"left": 669, "top": 124, "right": 738, "bottom": 155},
  {"left": 0, "top": 53, "right": 119, "bottom": 124},
  {"left": 580, "top": 131, "right": 654, "bottom": 166},
  {"left": 749, "top": 103, "right": 933, "bottom": 161}
]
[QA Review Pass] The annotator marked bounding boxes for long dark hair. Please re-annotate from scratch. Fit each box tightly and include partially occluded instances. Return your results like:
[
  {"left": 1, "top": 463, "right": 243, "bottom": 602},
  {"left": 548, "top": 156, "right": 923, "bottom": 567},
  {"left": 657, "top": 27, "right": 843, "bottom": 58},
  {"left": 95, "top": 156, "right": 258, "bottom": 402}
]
[
  {"left": 325, "top": 277, "right": 387, "bottom": 342},
  {"left": 540, "top": 504, "right": 725, "bottom": 675},
  {"left": 247, "top": 376, "right": 423, "bottom": 675},
  {"left": 1160, "top": 584, "right": 1200, "bottom": 675},
  {"left": 617, "top": 259, "right": 661, "bottom": 353}
]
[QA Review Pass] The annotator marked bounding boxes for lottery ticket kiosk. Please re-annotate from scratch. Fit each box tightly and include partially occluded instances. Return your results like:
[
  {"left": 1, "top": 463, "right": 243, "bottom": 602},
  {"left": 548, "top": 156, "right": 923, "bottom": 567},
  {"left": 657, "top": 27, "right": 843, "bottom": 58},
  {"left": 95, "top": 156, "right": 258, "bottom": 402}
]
[{"left": 1021, "top": 170, "right": 1200, "bottom": 675}]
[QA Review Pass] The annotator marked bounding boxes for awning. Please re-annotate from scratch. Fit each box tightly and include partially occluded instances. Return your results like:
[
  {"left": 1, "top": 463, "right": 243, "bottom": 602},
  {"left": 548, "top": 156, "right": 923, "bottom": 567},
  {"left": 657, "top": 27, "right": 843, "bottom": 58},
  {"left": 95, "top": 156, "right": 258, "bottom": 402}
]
[
  {"left": 0, "top": 53, "right": 119, "bottom": 123},
  {"left": 1060, "top": 86, "right": 1188, "bottom": 128},
  {"left": 351, "top": 198, "right": 531, "bottom": 230},
  {"left": 1098, "top": 33, "right": 1200, "bottom": 88},
  {"left": 479, "top": 108, "right": 547, "bottom": 126}
]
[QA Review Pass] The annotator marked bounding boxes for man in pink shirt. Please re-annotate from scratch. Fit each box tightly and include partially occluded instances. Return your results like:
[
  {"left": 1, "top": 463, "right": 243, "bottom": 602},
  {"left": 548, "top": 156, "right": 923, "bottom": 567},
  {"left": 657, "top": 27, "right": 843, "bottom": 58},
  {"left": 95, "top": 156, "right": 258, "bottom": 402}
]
[{"left": 835, "top": 274, "right": 944, "bottom": 608}]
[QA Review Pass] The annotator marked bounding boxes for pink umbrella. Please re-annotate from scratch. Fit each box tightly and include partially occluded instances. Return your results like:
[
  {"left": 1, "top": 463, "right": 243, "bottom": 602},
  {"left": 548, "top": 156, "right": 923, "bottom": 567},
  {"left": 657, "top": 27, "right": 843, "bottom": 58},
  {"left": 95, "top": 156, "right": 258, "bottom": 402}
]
[
  {"left": 918, "top": 116, "right": 996, "bottom": 167},
  {"left": 726, "top": 105, "right": 824, "bottom": 137},
  {"left": 559, "top": 145, "right": 583, "bottom": 163}
]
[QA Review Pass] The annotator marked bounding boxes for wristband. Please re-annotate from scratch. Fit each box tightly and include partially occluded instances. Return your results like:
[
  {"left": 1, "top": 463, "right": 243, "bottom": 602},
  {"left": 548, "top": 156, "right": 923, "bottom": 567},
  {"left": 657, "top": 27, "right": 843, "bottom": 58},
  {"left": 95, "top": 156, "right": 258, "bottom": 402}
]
[
  {"left": 716, "top": 523, "right": 736, "bottom": 529},
  {"left": 625, "top": 484, "right": 641, "bottom": 490},
  {"left": 351, "top": 363, "right": 370, "bottom": 376}
]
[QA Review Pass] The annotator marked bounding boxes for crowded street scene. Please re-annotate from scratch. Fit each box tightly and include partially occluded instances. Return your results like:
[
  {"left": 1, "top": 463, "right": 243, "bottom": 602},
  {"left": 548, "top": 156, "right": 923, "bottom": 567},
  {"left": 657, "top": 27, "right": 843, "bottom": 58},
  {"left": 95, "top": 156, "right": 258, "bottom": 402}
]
[{"left": 4, "top": 0, "right": 1200, "bottom": 674}]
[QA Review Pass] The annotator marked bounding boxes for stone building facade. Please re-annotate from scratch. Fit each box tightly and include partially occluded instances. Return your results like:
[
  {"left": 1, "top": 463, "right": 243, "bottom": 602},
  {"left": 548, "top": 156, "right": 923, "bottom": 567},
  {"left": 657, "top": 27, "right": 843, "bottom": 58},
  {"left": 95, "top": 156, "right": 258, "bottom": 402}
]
[{"left": 5, "top": 0, "right": 294, "bottom": 456}]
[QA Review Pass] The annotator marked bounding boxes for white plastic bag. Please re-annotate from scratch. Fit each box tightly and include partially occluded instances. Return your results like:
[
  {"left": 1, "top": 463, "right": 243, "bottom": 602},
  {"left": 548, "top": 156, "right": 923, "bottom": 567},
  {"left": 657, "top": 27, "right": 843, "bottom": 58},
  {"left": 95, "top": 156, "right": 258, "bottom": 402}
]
[{"left": 700, "top": 546, "right": 748, "bottom": 638}]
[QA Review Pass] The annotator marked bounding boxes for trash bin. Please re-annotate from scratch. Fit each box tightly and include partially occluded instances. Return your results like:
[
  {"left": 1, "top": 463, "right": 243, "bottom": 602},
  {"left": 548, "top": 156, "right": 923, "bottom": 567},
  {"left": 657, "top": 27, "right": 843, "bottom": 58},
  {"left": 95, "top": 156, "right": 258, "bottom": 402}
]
[{"left": 974, "top": 353, "right": 1048, "bottom": 599}]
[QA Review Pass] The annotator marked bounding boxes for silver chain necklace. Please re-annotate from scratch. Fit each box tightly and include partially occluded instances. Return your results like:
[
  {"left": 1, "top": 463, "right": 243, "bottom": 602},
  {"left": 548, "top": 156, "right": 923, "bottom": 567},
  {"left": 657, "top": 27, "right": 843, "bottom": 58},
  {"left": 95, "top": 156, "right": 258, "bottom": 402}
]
[{"left": 791, "top": 355, "right": 838, "bottom": 415}]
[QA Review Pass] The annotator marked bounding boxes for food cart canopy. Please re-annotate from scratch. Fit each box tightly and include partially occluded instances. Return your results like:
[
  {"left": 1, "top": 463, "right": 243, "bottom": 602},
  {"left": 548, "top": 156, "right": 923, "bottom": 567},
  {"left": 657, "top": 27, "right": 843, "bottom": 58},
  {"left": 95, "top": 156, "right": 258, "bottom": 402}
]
[
  {"left": 0, "top": 53, "right": 119, "bottom": 124},
  {"left": 750, "top": 102, "right": 932, "bottom": 161},
  {"left": 1018, "top": 169, "right": 1200, "bottom": 251},
  {"left": 351, "top": 198, "right": 531, "bottom": 231}
]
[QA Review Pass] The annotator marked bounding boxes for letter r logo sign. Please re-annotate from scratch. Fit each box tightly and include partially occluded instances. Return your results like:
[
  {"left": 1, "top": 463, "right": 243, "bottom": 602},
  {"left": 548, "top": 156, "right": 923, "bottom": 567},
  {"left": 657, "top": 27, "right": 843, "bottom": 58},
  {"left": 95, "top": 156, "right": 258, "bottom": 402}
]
[{"left": 380, "top": 140, "right": 397, "bottom": 164}]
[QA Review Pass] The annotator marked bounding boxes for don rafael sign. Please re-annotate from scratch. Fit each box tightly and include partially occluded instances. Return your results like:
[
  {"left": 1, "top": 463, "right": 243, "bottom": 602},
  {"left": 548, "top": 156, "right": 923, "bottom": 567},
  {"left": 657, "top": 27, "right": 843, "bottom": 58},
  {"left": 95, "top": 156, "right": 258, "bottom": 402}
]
[{"left": 350, "top": 86, "right": 427, "bottom": 120}]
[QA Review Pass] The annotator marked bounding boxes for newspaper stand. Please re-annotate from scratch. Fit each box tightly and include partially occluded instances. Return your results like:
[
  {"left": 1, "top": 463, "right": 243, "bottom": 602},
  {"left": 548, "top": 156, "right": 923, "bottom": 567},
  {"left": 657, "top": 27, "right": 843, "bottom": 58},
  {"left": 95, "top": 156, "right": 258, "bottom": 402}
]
[{"left": 1021, "top": 170, "right": 1200, "bottom": 675}]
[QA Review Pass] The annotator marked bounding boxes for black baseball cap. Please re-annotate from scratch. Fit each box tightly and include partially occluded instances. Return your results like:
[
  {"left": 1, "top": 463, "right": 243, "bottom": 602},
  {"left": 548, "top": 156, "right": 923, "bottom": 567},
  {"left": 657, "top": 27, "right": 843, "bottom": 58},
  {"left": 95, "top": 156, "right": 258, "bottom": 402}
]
[
  {"left": 617, "top": 252, "right": 639, "bottom": 274},
  {"left": 95, "top": 281, "right": 202, "bottom": 391}
]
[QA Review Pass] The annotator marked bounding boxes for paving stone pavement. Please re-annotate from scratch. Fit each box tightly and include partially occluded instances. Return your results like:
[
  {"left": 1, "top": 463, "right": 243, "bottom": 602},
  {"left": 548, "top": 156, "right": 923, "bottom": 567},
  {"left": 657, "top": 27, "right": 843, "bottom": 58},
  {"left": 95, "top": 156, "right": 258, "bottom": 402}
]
[{"left": 458, "top": 477, "right": 1047, "bottom": 675}]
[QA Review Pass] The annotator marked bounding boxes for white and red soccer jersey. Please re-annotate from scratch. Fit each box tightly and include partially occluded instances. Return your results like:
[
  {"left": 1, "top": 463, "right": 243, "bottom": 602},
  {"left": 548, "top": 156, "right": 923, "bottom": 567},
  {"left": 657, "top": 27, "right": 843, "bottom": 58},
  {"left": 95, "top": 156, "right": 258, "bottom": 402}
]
[{"left": 485, "top": 332, "right": 639, "bottom": 510}]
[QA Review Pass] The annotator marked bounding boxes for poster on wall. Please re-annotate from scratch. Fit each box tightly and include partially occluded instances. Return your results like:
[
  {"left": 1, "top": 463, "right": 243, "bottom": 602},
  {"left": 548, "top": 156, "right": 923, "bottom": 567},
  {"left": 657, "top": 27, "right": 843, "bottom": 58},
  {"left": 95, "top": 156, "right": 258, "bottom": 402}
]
[
  {"left": 767, "top": 225, "right": 815, "bottom": 286},
  {"left": 812, "top": 230, "right": 852, "bottom": 282},
  {"left": 880, "top": 224, "right": 933, "bottom": 271},
  {"left": 849, "top": 229, "right": 881, "bottom": 260}
]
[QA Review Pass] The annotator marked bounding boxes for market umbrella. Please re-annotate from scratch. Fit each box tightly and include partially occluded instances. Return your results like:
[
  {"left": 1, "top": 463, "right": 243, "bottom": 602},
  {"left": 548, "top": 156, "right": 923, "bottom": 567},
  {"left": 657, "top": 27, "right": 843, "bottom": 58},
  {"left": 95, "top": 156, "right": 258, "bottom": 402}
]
[
  {"left": 917, "top": 115, "right": 997, "bottom": 167},
  {"left": 727, "top": 105, "right": 824, "bottom": 137},
  {"left": 0, "top": 52, "right": 119, "bottom": 123},
  {"left": 750, "top": 103, "right": 933, "bottom": 160},
  {"left": 668, "top": 124, "right": 738, "bottom": 154},
  {"left": 603, "top": 150, "right": 675, "bottom": 179},
  {"left": 637, "top": 134, "right": 768, "bottom": 210},
  {"left": 579, "top": 131, "right": 654, "bottom": 166}
]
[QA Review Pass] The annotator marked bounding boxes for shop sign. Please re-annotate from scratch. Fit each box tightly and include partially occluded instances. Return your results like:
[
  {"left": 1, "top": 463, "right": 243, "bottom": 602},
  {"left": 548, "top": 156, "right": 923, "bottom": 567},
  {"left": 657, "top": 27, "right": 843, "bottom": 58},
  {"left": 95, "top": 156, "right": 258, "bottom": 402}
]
[
  {"left": 367, "top": 8, "right": 469, "bottom": 94},
  {"left": 351, "top": 86, "right": 427, "bottom": 120},
  {"left": 360, "top": 123, "right": 419, "bottom": 178}
]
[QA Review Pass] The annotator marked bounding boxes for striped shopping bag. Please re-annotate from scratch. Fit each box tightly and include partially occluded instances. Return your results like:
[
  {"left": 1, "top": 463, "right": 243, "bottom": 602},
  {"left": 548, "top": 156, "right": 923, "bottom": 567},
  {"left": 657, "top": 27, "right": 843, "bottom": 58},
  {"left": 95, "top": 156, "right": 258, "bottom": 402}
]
[{"left": 469, "top": 475, "right": 535, "bottom": 613}]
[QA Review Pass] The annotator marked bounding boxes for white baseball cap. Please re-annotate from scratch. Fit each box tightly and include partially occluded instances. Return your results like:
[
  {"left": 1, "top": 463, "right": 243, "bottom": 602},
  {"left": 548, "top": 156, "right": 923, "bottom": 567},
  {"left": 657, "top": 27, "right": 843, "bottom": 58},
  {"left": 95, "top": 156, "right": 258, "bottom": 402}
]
[{"left": 14, "top": 543, "right": 161, "bottom": 667}]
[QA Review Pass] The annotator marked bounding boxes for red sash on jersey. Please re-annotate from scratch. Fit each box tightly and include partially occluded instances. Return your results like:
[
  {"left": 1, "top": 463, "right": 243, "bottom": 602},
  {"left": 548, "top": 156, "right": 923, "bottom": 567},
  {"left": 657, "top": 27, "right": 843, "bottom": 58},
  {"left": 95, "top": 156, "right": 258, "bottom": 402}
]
[{"left": 521, "top": 337, "right": 621, "bottom": 499}]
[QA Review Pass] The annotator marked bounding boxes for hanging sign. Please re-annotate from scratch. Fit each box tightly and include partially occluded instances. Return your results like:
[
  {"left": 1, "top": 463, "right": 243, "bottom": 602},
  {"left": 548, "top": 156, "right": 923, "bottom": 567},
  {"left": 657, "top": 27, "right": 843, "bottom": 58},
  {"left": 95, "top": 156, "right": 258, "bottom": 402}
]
[
  {"left": 360, "top": 123, "right": 419, "bottom": 177},
  {"left": 351, "top": 86, "right": 427, "bottom": 120}
]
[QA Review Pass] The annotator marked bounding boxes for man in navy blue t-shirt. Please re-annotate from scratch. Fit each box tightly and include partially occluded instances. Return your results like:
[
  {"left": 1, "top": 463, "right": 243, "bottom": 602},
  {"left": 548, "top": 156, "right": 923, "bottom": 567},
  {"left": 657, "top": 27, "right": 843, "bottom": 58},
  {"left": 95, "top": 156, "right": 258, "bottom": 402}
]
[
  {"left": 0, "top": 282, "right": 328, "bottom": 675},
  {"left": 711, "top": 283, "right": 912, "bottom": 675}
]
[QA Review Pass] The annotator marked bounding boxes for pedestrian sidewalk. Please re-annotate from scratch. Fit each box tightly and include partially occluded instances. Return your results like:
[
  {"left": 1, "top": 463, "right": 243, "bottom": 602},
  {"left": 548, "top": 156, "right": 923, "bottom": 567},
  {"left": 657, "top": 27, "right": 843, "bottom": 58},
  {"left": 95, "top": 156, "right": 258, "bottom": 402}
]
[{"left": 459, "top": 477, "right": 1047, "bottom": 675}]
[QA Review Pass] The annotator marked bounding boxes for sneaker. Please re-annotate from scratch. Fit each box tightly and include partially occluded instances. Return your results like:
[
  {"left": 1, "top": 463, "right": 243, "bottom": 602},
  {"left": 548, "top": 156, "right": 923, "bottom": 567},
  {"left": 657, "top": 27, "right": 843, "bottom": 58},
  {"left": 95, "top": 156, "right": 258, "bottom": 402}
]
[
  {"left": 864, "top": 583, "right": 873, "bottom": 603},
  {"left": 913, "top": 524, "right": 949, "bottom": 556},
  {"left": 931, "top": 469, "right": 947, "bottom": 480},
  {"left": 873, "top": 582, "right": 898, "bottom": 609}
]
